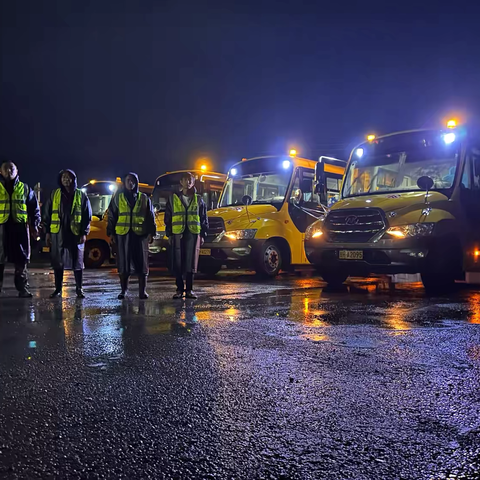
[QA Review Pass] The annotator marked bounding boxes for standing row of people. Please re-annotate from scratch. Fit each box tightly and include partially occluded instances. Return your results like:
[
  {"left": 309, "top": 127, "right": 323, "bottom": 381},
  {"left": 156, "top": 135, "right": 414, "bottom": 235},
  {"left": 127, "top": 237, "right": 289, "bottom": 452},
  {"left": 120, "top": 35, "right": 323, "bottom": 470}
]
[{"left": 0, "top": 164, "right": 208, "bottom": 299}]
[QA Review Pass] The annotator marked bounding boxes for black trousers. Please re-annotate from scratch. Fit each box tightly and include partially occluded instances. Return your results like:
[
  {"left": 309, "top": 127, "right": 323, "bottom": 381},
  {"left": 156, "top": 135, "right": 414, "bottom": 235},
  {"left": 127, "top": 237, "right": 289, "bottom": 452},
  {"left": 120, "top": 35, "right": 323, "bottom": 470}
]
[
  {"left": 0, "top": 262, "right": 28, "bottom": 292},
  {"left": 176, "top": 272, "right": 194, "bottom": 292}
]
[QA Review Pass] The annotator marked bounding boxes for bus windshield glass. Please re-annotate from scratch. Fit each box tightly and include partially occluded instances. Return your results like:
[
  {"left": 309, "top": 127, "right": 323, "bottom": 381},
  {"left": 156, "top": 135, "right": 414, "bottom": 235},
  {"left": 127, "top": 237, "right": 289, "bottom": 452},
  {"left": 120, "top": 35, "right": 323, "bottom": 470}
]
[
  {"left": 152, "top": 172, "right": 224, "bottom": 212},
  {"left": 82, "top": 182, "right": 118, "bottom": 218},
  {"left": 343, "top": 131, "right": 460, "bottom": 198},
  {"left": 220, "top": 157, "right": 292, "bottom": 208}
]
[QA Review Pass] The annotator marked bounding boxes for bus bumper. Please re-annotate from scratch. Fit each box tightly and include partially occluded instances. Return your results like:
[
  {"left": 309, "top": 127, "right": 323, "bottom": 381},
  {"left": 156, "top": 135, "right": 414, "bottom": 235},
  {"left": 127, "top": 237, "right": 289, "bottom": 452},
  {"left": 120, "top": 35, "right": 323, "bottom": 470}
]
[
  {"left": 148, "top": 238, "right": 169, "bottom": 266},
  {"left": 199, "top": 239, "right": 256, "bottom": 269},
  {"left": 305, "top": 239, "right": 431, "bottom": 275}
]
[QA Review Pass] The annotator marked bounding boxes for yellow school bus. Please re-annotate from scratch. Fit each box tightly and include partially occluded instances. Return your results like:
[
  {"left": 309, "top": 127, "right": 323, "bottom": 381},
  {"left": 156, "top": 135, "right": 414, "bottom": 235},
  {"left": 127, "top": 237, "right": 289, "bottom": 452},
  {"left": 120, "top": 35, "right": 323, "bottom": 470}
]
[
  {"left": 149, "top": 170, "right": 227, "bottom": 264},
  {"left": 199, "top": 151, "right": 346, "bottom": 276},
  {"left": 305, "top": 119, "right": 480, "bottom": 291},
  {"left": 81, "top": 179, "right": 153, "bottom": 268}
]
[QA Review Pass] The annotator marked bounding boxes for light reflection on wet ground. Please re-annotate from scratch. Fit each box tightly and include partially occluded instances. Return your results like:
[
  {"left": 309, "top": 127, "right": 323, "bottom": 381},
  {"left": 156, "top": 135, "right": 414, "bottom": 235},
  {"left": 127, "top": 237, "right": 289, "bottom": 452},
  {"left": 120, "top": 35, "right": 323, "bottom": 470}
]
[
  {"left": 1, "top": 268, "right": 479, "bottom": 362},
  {"left": 1, "top": 267, "right": 480, "bottom": 478}
]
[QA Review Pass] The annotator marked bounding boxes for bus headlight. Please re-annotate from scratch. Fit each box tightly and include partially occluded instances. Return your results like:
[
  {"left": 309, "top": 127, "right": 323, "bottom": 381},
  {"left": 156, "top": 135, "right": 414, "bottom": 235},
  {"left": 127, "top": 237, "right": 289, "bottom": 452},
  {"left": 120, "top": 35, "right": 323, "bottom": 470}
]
[
  {"left": 384, "top": 223, "right": 435, "bottom": 239},
  {"left": 305, "top": 222, "right": 324, "bottom": 241},
  {"left": 224, "top": 229, "right": 257, "bottom": 240}
]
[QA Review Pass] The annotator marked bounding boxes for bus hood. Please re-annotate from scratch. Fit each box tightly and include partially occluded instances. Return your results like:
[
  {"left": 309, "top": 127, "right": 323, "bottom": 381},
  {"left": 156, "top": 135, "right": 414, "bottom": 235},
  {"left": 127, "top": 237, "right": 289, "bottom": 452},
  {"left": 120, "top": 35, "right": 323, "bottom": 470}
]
[
  {"left": 209, "top": 204, "right": 277, "bottom": 227},
  {"left": 332, "top": 191, "right": 448, "bottom": 215}
]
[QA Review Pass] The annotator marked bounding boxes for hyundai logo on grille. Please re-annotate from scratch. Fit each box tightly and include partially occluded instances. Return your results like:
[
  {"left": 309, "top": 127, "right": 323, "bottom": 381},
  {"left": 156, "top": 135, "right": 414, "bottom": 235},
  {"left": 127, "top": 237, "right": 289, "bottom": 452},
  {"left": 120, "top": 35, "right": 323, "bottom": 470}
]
[{"left": 345, "top": 215, "right": 359, "bottom": 225}]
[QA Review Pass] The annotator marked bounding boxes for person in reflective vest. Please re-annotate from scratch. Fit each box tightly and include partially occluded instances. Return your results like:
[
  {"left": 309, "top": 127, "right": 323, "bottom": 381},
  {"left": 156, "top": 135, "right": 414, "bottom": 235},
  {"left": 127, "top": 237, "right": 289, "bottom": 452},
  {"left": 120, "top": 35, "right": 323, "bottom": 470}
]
[
  {"left": 44, "top": 170, "right": 92, "bottom": 298},
  {"left": 165, "top": 172, "right": 208, "bottom": 299},
  {"left": 107, "top": 172, "right": 156, "bottom": 299},
  {"left": 0, "top": 161, "right": 41, "bottom": 297}
]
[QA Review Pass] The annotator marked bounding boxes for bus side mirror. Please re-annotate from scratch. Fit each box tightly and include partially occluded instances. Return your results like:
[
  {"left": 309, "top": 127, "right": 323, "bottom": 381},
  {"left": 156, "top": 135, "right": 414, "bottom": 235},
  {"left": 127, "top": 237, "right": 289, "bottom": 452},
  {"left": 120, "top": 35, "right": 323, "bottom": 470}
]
[
  {"left": 315, "top": 162, "right": 327, "bottom": 205},
  {"left": 290, "top": 188, "right": 303, "bottom": 206},
  {"left": 242, "top": 195, "right": 252, "bottom": 206}
]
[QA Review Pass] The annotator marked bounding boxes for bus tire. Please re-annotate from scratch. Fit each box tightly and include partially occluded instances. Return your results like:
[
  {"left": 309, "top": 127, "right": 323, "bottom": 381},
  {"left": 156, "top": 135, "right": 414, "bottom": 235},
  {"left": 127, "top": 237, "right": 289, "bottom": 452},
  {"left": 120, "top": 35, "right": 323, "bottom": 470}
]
[
  {"left": 255, "top": 240, "right": 282, "bottom": 277},
  {"left": 85, "top": 240, "right": 110, "bottom": 269},
  {"left": 319, "top": 268, "right": 349, "bottom": 286},
  {"left": 421, "top": 239, "right": 461, "bottom": 293},
  {"left": 200, "top": 264, "right": 222, "bottom": 277}
]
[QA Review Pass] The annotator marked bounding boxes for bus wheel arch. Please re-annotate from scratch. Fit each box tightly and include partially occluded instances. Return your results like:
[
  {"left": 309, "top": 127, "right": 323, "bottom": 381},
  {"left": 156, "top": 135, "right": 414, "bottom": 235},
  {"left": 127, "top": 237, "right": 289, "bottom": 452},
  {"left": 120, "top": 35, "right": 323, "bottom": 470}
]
[{"left": 85, "top": 239, "right": 110, "bottom": 269}]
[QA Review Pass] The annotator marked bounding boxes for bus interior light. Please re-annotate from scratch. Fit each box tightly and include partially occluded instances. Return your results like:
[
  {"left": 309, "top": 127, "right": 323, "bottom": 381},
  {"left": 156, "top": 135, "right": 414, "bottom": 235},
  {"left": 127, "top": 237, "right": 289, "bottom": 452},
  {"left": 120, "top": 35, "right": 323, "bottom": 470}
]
[
  {"left": 355, "top": 148, "right": 364, "bottom": 158},
  {"left": 230, "top": 168, "right": 238, "bottom": 176},
  {"left": 108, "top": 184, "right": 116, "bottom": 192},
  {"left": 282, "top": 160, "right": 291, "bottom": 169}
]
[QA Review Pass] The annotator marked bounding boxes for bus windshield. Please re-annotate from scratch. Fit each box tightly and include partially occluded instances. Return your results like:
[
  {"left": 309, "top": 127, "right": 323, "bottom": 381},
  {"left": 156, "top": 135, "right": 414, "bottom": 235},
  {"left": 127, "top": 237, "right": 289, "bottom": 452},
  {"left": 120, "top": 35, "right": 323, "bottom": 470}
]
[
  {"left": 88, "top": 193, "right": 113, "bottom": 218},
  {"left": 152, "top": 172, "right": 224, "bottom": 212},
  {"left": 220, "top": 157, "right": 292, "bottom": 208},
  {"left": 343, "top": 131, "right": 460, "bottom": 198}
]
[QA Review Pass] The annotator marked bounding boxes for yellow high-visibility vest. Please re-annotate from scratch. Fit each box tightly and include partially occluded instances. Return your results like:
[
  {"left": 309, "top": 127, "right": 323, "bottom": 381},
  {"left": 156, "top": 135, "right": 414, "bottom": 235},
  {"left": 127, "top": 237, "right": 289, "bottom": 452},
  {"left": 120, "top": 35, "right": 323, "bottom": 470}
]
[
  {"left": 50, "top": 189, "right": 83, "bottom": 235},
  {"left": 115, "top": 192, "right": 148, "bottom": 235},
  {"left": 0, "top": 181, "right": 27, "bottom": 224},
  {"left": 171, "top": 193, "right": 201, "bottom": 235}
]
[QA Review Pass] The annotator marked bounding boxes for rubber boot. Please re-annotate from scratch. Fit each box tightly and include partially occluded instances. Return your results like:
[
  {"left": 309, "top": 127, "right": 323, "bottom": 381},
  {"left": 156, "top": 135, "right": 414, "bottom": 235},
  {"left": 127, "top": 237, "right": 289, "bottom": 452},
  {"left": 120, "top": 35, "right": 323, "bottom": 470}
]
[
  {"left": 74, "top": 270, "right": 85, "bottom": 298},
  {"left": 50, "top": 269, "right": 64, "bottom": 298},
  {"left": 118, "top": 275, "right": 129, "bottom": 299},
  {"left": 15, "top": 263, "right": 32, "bottom": 297},
  {"left": 139, "top": 275, "right": 148, "bottom": 299}
]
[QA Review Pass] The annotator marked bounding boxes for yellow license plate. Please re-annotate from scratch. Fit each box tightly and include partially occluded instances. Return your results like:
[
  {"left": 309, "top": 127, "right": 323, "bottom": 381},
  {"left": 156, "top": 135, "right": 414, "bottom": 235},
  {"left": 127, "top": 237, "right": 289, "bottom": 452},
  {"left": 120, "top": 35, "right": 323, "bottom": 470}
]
[
  {"left": 42, "top": 246, "right": 50, "bottom": 253},
  {"left": 199, "top": 248, "right": 211, "bottom": 256},
  {"left": 339, "top": 250, "right": 363, "bottom": 260}
]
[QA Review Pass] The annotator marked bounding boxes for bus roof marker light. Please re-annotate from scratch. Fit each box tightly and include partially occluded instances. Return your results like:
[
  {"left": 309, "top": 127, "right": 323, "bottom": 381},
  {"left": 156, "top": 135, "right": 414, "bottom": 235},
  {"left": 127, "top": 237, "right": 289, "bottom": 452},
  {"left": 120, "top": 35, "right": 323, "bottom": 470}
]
[
  {"left": 443, "top": 132, "right": 456, "bottom": 144},
  {"left": 289, "top": 149, "right": 297, "bottom": 157},
  {"left": 282, "top": 160, "right": 291, "bottom": 169},
  {"left": 355, "top": 148, "right": 364, "bottom": 158},
  {"left": 447, "top": 119, "right": 457, "bottom": 129},
  {"left": 200, "top": 164, "right": 207, "bottom": 171},
  {"left": 230, "top": 168, "right": 238, "bottom": 176},
  {"left": 89, "top": 180, "right": 96, "bottom": 185},
  {"left": 367, "top": 134, "right": 376, "bottom": 142}
]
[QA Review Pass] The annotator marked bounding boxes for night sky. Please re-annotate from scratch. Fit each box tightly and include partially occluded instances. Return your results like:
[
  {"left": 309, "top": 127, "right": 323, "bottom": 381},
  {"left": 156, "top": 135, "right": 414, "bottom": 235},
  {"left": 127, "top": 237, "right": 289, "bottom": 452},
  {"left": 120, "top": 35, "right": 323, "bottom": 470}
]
[{"left": 1, "top": 0, "right": 480, "bottom": 192}]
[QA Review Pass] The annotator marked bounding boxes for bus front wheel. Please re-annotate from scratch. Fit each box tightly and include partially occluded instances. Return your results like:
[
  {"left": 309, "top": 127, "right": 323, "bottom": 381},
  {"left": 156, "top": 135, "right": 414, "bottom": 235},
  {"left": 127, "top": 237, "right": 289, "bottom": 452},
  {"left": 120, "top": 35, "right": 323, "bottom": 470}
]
[
  {"left": 256, "top": 241, "right": 282, "bottom": 277},
  {"left": 85, "top": 240, "right": 109, "bottom": 269},
  {"left": 319, "top": 268, "right": 349, "bottom": 286}
]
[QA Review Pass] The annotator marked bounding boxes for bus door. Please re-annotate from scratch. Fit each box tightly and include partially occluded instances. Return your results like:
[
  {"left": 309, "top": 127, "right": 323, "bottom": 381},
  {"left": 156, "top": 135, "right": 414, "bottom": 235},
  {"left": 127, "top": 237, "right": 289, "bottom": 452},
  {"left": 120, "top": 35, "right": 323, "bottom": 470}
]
[{"left": 288, "top": 168, "right": 324, "bottom": 233}]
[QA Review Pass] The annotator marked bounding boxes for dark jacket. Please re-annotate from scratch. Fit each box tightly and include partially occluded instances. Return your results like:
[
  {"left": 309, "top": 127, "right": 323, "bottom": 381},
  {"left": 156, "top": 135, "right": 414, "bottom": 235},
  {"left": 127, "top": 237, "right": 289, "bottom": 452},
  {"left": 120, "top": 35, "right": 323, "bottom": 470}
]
[
  {"left": 164, "top": 188, "right": 208, "bottom": 239},
  {"left": 107, "top": 172, "right": 156, "bottom": 276},
  {"left": 43, "top": 170, "right": 92, "bottom": 270},
  {"left": 0, "top": 175, "right": 41, "bottom": 264}
]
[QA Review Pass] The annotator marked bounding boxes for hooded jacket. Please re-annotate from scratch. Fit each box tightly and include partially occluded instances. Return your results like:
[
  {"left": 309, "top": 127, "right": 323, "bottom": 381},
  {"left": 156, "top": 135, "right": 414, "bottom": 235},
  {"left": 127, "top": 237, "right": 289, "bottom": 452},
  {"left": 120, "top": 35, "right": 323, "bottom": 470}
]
[
  {"left": 106, "top": 172, "right": 156, "bottom": 237},
  {"left": 44, "top": 169, "right": 91, "bottom": 236}
]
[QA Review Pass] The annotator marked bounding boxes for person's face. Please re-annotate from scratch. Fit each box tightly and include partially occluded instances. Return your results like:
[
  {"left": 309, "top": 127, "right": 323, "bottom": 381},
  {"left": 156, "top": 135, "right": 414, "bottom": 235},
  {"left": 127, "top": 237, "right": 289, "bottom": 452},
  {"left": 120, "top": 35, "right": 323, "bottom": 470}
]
[
  {"left": 125, "top": 175, "right": 137, "bottom": 191},
  {"left": 180, "top": 175, "right": 194, "bottom": 190},
  {"left": 61, "top": 172, "right": 74, "bottom": 188},
  {"left": 1, "top": 162, "right": 18, "bottom": 181}
]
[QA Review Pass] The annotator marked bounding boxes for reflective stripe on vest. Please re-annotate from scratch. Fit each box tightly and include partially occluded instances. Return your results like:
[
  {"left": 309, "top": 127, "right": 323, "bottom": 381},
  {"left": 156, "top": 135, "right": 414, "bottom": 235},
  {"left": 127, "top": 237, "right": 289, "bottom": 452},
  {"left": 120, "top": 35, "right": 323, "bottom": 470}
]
[
  {"left": 115, "top": 193, "right": 147, "bottom": 235},
  {"left": 171, "top": 193, "right": 201, "bottom": 235},
  {"left": 50, "top": 189, "right": 83, "bottom": 235},
  {"left": 0, "top": 181, "right": 27, "bottom": 224}
]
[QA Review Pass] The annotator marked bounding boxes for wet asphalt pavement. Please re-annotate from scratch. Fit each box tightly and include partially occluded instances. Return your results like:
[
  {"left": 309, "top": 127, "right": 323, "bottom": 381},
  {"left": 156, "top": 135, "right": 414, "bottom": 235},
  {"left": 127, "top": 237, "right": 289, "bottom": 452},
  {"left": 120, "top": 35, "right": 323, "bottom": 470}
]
[{"left": 1, "top": 267, "right": 480, "bottom": 479}]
